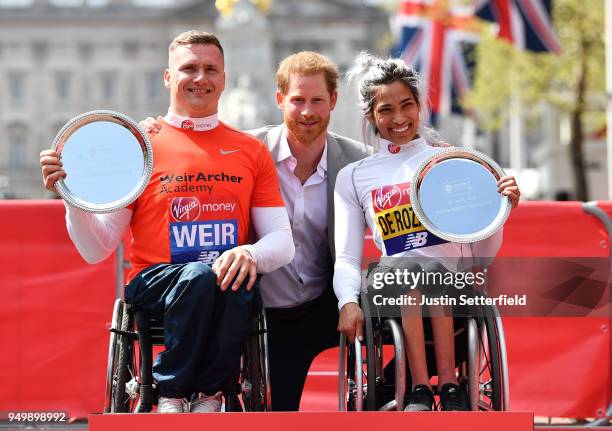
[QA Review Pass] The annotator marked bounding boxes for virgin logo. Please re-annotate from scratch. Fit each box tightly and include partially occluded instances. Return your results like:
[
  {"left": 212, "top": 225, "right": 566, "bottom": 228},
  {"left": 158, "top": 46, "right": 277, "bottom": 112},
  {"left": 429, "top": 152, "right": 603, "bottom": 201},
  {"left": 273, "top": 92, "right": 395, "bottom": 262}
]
[
  {"left": 388, "top": 143, "right": 401, "bottom": 154},
  {"left": 171, "top": 197, "right": 200, "bottom": 222},
  {"left": 181, "top": 120, "right": 194, "bottom": 130},
  {"left": 374, "top": 185, "right": 402, "bottom": 211}
]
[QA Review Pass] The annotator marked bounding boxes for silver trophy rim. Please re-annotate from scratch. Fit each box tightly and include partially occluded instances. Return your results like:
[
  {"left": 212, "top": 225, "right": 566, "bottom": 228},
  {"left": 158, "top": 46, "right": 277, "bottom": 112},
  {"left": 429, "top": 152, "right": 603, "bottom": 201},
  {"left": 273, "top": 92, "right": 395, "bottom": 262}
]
[
  {"left": 51, "top": 110, "right": 154, "bottom": 214},
  {"left": 410, "top": 147, "right": 511, "bottom": 243}
]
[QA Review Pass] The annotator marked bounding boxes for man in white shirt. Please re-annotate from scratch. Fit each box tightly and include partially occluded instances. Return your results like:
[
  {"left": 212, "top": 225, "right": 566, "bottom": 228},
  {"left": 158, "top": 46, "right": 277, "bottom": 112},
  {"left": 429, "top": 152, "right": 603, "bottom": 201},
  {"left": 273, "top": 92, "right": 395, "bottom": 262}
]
[{"left": 249, "top": 52, "right": 370, "bottom": 410}]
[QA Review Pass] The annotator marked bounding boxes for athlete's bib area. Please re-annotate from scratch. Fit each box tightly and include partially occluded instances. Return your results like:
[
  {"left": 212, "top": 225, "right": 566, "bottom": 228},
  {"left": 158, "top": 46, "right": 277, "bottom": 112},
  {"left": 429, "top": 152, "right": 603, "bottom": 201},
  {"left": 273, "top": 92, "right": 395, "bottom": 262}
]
[{"left": 1, "top": 200, "right": 610, "bottom": 424}]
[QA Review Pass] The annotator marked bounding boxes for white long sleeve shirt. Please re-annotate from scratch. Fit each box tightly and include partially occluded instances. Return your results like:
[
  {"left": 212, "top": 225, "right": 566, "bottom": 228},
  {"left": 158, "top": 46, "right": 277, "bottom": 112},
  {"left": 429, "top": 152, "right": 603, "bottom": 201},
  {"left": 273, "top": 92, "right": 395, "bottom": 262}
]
[{"left": 333, "top": 137, "right": 502, "bottom": 310}]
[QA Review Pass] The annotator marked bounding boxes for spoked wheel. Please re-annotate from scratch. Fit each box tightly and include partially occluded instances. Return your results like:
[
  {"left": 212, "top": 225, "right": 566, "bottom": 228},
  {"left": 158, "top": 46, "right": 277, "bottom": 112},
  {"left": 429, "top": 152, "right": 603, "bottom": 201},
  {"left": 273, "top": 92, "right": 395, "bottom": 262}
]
[
  {"left": 242, "top": 309, "right": 271, "bottom": 412},
  {"left": 339, "top": 333, "right": 366, "bottom": 410},
  {"left": 378, "top": 318, "right": 406, "bottom": 411},
  {"left": 362, "top": 293, "right": 378, "bottom": 411},
  {"left": 109, "top": 302, "right": 140, "bottom": 413},
  {"left": 339, "top": 295, "right": 377, "bottom": 411},
  {"left": 338, "top": 294, "right": 407, "bottom": 411},
  {"left": 104, "top": 299, "right": 123, "bottom": 413},
  {"left": 466, "top": 305, "right": 507, "bottom": 411}
]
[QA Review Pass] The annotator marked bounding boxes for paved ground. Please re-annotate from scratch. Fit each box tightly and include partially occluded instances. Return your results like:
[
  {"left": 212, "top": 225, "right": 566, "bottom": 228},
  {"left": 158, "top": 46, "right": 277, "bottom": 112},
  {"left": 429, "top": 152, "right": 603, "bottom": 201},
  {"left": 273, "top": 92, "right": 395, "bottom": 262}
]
[{"left": 0, "top": 420, "right": 87, "bottom": 431}]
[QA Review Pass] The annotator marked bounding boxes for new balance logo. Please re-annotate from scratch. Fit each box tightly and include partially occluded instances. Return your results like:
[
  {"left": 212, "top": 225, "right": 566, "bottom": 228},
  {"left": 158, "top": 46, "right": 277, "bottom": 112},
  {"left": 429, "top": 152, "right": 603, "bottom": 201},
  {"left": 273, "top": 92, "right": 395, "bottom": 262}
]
[
  {"left": 198, "top": 251, "right": 220, "bottom": 264},
  {"left": 404, "top": 232, "right": 428, "bottom": 250}
]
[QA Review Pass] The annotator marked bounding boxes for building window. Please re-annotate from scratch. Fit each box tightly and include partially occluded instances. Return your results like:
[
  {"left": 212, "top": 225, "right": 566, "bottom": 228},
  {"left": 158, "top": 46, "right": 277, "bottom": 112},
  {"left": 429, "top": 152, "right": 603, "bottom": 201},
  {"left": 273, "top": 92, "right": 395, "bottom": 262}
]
[
  {"left": 132, "top": 0, "right": 173, "bottom": 7},
  {"left": 8, "top": 124, "right": 27, "bottom": 168},
  {"left": 8, "top": 71, "right": 26, "bottom": 109},
  {"left": 55, "top": 71, "right": 71, "bottom": 101},
  {"left": 100, "top": 71, "right": 116, "bottom": 100},
  {"left": 146, "top": 71, "right": 162, "bottom": 101},
  {"left": 292, "top": 41, "right": 323, "bottom": 53},
  {"left": 77, "top": 42, "right": 94, "bottom": 61},
  {"left": 123, "top": 41, "right": 139, "bottom": 58},
  {"left": 32, "top": 41, "right": 48, "bottom": 62},
  {"left": 86, "top": 0, "right": 108, "bottom": 7},
  {"left": 0, "top": 0, "right": 32, "bottom": 6},
  {"left": 49, "top": 0, "right": 81, "bottom": 6}
]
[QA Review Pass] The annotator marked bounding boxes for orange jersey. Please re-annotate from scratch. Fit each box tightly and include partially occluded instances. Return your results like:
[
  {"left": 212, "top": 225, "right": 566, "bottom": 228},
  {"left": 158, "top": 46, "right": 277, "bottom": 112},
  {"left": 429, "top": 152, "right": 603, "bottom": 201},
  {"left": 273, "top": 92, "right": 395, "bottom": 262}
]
[{"left": 127, "top": 120, "right": 284, "bottom": 281}]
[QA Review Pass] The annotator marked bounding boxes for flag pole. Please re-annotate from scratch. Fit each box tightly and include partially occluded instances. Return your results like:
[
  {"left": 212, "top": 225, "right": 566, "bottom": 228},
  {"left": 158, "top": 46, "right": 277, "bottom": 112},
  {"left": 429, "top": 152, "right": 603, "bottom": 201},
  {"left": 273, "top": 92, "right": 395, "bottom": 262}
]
[{"left": 510, "top": 93, "right": 523, "bottom": 172}]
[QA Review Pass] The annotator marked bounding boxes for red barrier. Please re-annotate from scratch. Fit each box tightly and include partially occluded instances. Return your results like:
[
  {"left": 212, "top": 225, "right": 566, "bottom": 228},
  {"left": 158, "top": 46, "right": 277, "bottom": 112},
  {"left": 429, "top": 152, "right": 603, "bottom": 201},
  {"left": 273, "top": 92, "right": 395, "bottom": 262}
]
[
  {"left": 0, "top": 200, "right": 115, "bottom": 418},
  {"left": 0, "top": 200, "right": 610, "bottom": 420},
  {"left": 500, "top": 202, "right": 611, "bottom": 418}
]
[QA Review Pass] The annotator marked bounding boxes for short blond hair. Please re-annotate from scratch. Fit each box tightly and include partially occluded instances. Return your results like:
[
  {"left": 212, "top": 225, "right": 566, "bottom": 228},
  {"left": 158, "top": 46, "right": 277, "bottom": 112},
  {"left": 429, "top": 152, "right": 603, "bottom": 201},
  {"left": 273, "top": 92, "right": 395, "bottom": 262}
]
[
  {"left": 169, "top": 30, "right": 224, "bottom": 58},
  {"left": 276, "top": 51, "right": 338, "bottom": 96}
]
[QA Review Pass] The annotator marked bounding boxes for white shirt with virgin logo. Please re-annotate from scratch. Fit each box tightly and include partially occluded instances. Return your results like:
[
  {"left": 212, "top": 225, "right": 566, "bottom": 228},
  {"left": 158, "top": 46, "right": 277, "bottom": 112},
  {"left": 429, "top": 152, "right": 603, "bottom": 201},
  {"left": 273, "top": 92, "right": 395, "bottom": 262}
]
[{"left": 333, "top": 137, "right": 503, "bottom": 309}]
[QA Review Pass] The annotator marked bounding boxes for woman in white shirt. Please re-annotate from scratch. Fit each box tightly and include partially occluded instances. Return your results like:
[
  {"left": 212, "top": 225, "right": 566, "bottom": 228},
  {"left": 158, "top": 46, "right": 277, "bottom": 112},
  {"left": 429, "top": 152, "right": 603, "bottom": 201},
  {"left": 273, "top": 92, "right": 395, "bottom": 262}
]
[{"left": 333, "top": 52, "right": 520, "bottom": 411}]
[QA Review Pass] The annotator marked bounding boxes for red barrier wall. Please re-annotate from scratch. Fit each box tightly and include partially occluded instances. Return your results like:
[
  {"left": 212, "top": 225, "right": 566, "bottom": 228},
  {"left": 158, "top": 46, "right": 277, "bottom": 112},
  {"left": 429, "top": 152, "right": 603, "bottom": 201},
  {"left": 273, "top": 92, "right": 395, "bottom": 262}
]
[
  {"left": 0, "top": 200, "right": 610, "bottom": 419},
  {"left": 500, "top": 202, "right": 610, "bottom": 418},
  {"left": 0, "top": 200, "right": 115, "bottom": 418}
]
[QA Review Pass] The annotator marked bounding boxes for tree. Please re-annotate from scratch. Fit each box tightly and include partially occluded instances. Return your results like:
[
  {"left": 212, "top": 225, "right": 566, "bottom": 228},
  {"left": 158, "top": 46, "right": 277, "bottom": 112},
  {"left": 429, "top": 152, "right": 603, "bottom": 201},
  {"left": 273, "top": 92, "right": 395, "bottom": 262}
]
[{"left": 464, "top": 0, "right": 605, "bottom": 201}]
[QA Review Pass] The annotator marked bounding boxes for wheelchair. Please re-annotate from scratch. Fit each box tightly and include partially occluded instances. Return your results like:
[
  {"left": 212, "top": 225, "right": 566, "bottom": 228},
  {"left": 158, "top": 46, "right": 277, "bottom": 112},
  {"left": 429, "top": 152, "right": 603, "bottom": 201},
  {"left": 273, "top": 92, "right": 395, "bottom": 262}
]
[
  {"left": 103, "top": 296, "right": 271, "bottom": 413},
  {"left": 338, "top": 290, "right": 509, "bottom": 412}
]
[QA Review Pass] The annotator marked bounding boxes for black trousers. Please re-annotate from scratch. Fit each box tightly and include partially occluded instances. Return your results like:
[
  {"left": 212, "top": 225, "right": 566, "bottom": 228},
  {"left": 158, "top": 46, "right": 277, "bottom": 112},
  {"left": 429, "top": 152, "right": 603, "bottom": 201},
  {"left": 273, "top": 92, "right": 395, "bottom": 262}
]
[
  {"left": 265, "top": 287, "right": 339, "bottom": 411},
  {"left": 124, "top": 262, "right": 255, "bottom": 399}
]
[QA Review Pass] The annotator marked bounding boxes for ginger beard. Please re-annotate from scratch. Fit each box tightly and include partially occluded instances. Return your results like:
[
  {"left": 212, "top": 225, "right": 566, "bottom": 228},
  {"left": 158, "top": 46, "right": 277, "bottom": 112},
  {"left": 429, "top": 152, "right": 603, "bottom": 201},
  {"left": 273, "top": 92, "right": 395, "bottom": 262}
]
[
  {"left": 284, "top": 111, "right": 330, "bottom": 146},
  {"left": 277, "top": 72, "right": 336, "bottom": 146}
]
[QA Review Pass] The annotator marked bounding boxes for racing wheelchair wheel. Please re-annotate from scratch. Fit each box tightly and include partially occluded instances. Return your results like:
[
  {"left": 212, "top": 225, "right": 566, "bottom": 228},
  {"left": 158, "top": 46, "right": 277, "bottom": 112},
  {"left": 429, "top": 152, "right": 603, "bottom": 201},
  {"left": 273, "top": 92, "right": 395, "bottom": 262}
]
[
  {"left": 240, "top": 308, "right": 272, "bottom": 411},
  {"left": 105, "top": 299, "right": 136, "bottom": 413},
  {"left": 339, "top": 293, "right": 407, "bottom": 411},
  {"left": 465, "top": 304, "right": 508, "bottom": 411}
]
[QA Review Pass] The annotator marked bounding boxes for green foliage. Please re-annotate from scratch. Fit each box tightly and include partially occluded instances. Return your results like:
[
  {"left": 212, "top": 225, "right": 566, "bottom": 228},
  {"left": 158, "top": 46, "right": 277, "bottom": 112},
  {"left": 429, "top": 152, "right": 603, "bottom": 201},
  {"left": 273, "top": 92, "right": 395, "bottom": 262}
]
[{"left": 464, "top": 0, "right": 605, "bottom": 131}]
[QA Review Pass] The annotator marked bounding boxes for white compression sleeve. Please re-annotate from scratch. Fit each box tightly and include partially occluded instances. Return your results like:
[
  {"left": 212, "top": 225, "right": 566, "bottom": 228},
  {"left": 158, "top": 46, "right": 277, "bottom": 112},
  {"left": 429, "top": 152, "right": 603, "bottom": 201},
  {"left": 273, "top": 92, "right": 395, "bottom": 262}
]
[
  {"left": 65, "top": 203, "right": 132, "bottom": 264},
  {"left": 333, "top": 165, "right": 365, "bottom": 310},
  {"left": 246, "top": 206, "right": 295, "bottom": 273}
]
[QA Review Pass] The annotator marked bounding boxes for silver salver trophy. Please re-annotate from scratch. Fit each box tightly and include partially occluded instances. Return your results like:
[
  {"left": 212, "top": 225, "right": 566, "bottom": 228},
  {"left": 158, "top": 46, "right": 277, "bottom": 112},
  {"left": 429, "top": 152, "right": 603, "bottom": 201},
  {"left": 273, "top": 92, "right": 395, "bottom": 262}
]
[
  {"left": 51, "top": 110, "right": 154, "bottom": 213},
  {"left": 410, "top": 148, "right": 511, "bottom": 243}
]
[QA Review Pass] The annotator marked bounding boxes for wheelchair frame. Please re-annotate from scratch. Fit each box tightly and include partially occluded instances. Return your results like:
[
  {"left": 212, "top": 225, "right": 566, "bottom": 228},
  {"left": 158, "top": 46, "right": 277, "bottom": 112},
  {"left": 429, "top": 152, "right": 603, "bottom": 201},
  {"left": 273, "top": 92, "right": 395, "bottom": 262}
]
[
  {"left": 103, "top": 298, "right": 272, "bottom": 413},
  {"left": 338, "top": 291, "right": 509, "bottom": 412}
]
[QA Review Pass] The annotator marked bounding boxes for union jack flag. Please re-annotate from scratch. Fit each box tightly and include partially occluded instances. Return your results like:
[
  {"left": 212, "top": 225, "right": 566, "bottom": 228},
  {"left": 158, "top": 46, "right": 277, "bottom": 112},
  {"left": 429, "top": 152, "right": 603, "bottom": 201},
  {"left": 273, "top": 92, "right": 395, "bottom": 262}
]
[
  {"left": 474, "top": 0, "right": 561, "bottom": 53},
  {"left": 391, "top": 0, "right": 481, "bottom": 117}
]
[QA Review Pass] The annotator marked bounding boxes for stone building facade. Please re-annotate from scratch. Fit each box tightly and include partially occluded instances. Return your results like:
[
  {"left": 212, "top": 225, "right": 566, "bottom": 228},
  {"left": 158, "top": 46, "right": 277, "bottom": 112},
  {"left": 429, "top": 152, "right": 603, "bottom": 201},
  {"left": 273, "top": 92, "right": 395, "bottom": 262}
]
[{"left": 0, "top": 0, "right": 387, "bottom": 198}]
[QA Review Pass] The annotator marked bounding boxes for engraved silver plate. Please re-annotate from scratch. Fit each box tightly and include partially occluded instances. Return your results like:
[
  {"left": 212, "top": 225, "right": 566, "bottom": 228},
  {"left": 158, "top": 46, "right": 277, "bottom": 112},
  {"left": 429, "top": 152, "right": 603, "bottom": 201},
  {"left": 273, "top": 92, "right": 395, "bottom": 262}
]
[
  {"left": 51, "top": 110, "right": 153, "bottom": 213},
  {"left": 410, "top": 148, "right": 510, "bottom": 243}
]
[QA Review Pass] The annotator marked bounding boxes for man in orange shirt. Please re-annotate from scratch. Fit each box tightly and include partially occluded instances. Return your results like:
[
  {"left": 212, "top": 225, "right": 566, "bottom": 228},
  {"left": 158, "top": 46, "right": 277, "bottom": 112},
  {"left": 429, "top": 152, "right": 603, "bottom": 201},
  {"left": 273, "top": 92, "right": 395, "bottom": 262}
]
[
  {"left": 40, "top": 31, "right": 294, "bottom": 413},
  {"left": 142, "top": 51, "right": 370, "bottom": 411}
]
